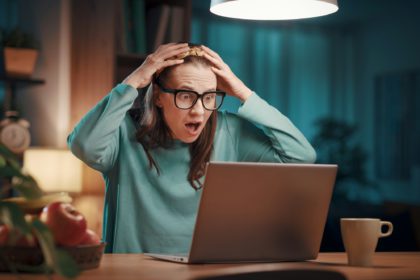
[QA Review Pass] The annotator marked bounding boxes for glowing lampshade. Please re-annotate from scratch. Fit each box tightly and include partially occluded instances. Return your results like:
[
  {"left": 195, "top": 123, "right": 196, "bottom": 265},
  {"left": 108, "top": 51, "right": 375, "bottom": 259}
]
[
  {"left": 23, "top": 148, "right": 83, "bottom": 193},
  {"left": 210, "top": 0, "right": 339, "bottom": 20}
]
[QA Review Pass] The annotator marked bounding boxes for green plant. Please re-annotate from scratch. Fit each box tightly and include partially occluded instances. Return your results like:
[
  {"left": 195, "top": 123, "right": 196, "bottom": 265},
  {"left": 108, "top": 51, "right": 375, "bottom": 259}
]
[
  {"left": 0, "top": 144, "right": 79, "bottom": 278},
  {"left": 1, "top": 27, "right": 38, "bottom": 49},
  {"left": 312, "top": 117, "right": 372, "bottom": 189}
]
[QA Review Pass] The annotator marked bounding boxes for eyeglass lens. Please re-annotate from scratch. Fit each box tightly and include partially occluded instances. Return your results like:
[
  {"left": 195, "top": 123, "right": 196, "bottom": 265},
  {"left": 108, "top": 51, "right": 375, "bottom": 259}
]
[{"left": 176, "top": 91, "right": 224, "bottom": 110}]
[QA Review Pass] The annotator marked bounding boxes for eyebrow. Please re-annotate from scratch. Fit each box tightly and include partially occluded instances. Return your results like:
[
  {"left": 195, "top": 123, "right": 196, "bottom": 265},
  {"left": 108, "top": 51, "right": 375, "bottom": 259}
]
[{"left": 176, "top": 85, "right": 217, "bottom": 92}]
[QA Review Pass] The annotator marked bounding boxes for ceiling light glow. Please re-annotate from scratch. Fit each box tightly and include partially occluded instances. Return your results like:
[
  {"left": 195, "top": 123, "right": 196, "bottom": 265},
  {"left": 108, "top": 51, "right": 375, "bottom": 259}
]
[{"left": 210, "top": 0, "right": 339, "bottom": 20}]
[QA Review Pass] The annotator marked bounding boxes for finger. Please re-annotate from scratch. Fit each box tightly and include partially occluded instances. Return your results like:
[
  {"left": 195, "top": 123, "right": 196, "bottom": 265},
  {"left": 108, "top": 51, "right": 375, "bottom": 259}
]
[
  {"left": 203, "top": 49, "right": 226, "bottom": 70},
  {"left": 201, "top": 45, "right": 222, "bottom": 60},
  {"left": 165, "top": 42, "right": 189, "bottom": 50},
  {"left": 162, "top": 46, "right": 190, "bottom": 60},
  {"left": 164, "top": 42, "right": 189, "bottom": 51},
  {"left": 158, "top": 42, "right": 187, "bottom": 50},
  {"left": 211, "top": 66, "right": 228, "bottom": 78},
  {"left": 154, "top": 43, "right": 171, "bottom": 54},
  {"left": 156, "top": 59, "right": 184, "bottom": 73},
  {"left": 203, "top": 53, "right": 224, "bottom": 69},
  {"left": 155, "top": 43, "right": 188, "bottom": 58},
  {"left": 201, "top": 47, "right": 218, "bottom": 60}
]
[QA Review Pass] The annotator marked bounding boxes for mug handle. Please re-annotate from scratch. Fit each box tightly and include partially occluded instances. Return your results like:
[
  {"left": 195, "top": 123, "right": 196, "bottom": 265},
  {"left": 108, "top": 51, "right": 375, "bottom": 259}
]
[{"left": 379, "top": 221, "right": 393, "bottom": 237}]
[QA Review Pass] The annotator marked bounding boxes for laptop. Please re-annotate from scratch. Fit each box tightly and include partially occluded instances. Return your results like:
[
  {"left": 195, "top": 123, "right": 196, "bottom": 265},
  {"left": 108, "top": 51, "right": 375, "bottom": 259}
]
[{"left": 145, "top": 162, "right": 337, "bottom": 264}]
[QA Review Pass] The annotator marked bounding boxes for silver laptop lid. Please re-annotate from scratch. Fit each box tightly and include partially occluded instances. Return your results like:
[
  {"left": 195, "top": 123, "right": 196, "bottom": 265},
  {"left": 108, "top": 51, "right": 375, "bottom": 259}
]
[{"left": 189, "top": 162, "right": 337, "bottom": 263}]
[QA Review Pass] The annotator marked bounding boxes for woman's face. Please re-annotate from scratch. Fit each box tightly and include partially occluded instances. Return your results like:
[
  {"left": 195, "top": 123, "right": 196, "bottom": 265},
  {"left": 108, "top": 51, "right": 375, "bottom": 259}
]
[{"left": 155, "top": 63, "right": 217, "bottom": 143}]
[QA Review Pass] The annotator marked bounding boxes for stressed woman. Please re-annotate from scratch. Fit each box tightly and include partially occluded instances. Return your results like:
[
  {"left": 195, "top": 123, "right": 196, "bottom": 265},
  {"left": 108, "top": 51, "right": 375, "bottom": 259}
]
[{"left": 67, "top": 43, "right": 316, "bottom": 253}]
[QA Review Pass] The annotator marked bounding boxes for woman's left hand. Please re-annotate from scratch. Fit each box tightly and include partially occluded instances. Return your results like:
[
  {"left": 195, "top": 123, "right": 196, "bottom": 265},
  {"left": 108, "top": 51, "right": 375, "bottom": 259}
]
[{"left": 202, "top": 45, "right": 253, "bottom": 103}]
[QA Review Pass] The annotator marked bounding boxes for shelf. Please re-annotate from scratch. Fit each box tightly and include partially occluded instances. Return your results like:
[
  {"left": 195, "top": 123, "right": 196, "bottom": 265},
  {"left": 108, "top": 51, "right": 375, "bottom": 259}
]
[
  {"left": 0, "top": 76, "right": 45, "bottom": 85},
  {"left": 0, "top": 76, "right": 45, "bottom": 113}
]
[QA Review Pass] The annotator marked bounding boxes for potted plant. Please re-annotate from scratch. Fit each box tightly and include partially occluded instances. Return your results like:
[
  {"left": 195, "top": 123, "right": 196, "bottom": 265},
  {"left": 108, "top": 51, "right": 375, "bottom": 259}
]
[
  {"left": 0, "top": 144, "right": 80, "bottom": 278},
  {"left": 1, "top": 27, "right": 39, "bottom": 77},
  {"left": 311, "top": 117, "right": 377, "bottom": 199}
]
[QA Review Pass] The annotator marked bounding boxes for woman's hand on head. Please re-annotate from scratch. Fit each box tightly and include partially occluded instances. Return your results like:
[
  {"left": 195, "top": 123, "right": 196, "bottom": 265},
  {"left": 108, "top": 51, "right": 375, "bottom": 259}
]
[
  {"left": 202, "top": 45, "right": 253, "bottom": 103},
  {"left": 122, "top": 43, "right": 190, "bottom": 89}
]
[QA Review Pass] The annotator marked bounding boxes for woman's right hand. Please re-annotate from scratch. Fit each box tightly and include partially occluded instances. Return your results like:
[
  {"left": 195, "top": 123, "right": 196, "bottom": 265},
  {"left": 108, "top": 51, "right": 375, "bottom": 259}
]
[{"left": 122, "top": 43, "right": 190, "bottom": 89}]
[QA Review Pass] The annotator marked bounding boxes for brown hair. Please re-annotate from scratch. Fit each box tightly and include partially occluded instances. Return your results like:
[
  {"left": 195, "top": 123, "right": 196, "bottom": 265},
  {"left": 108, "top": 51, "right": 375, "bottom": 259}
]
[{"left": 135, "top": 55, "right": 217, "bottom": 190}]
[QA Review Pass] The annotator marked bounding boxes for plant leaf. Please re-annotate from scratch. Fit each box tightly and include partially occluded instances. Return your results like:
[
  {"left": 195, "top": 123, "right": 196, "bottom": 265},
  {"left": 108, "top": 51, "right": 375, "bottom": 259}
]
[
  {"left": 0, "top": 155, "right": 6, "bottom": 167},
  {"left": 55, "top": 249, "right": 81, "bottom": 278},
  {"left": 0, "top": 144, "right": 19, "bottom": 163},
  {"left": 3, "top": 27, "right": 38, "bottom": 49},
  {"left": 12, "top": 175, "right": 44, "bottom": 199},
  {"left": 0, "top": 202, "right": 32, "bottom": 235},
  {"left": 0, "top": 165, "right": 22, "bottom": 178},
  {"left": 31, "top": 219, "right": 80, "bottom": 279},
  {"left": 0, "top": 144, "right": 43, "bottom": 199},
  {"left": 0, "top": 201, "right": 35, "bottom": 245},
  {"left": 31, "top": 220, "right": 55, "bottom": 267}
]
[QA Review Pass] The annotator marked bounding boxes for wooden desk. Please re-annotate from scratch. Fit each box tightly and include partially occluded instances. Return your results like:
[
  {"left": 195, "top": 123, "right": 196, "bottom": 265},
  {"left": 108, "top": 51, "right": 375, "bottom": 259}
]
[{"left": 0, "top": 252, "right": 419, "bottom": 280}]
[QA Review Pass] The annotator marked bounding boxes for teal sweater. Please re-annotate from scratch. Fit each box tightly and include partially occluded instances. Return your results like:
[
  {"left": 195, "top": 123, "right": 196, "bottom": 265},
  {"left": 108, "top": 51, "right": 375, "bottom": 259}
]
[{"left": 68, "top": 84, "right": 316, "bottom": 253}]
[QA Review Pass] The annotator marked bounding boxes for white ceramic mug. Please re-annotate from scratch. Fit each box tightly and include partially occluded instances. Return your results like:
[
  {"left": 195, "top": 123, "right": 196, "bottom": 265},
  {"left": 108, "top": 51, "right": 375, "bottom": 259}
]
[{"left": 340, "top": 218, "right": 393, "bottom": 267}]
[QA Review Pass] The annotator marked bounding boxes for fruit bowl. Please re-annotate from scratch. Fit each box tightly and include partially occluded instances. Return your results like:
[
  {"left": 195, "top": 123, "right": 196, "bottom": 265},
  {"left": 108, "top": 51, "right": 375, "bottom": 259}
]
[{"left": 0, "top": 242, "right": 105, "bottom": 272}]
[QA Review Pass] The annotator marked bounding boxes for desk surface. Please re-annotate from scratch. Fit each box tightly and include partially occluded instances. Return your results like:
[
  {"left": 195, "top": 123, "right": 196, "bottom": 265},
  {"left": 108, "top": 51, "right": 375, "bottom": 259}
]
[{"left": 1, "top": 252, "right": 419, "bottom": 280}]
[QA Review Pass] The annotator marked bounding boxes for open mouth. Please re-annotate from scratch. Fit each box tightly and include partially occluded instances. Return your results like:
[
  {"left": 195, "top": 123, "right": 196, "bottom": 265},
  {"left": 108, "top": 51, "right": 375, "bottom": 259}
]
[{"left": 185, "top": 122, "right": 202, "bottom": 134}]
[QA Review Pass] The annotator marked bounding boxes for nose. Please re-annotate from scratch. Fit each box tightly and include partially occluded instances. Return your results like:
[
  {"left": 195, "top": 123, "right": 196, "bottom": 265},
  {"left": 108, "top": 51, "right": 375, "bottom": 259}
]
[{"left": 190, "top": 97, "right": 205, "bottom": 115}]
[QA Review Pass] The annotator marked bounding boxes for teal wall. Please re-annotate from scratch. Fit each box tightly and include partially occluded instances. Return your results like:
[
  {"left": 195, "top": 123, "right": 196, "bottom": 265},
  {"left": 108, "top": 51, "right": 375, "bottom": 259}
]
[
  {"left": 0, "top": 0, "right": 18, "bottom": 29},
  {"left": 0, "top": 0, "right": 18, "bottom": 112},
  {"left": 192, "top": 0, "right": 420, "bottom": 204},
  {"left": 192, "top": 20, "right": 353, "bottom": 139},
  {"left": 354, "top": 15, "right": 420, "bottom": 180}
]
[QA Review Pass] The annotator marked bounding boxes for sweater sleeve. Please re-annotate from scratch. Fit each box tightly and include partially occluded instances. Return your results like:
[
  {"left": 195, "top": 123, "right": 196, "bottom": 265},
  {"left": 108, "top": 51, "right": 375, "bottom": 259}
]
[
  {"left": 226, "top": 92, "right": 316, "bottom": 163},
  {"left": 67, "top": 84, "right": 139, "bottom": 173}
]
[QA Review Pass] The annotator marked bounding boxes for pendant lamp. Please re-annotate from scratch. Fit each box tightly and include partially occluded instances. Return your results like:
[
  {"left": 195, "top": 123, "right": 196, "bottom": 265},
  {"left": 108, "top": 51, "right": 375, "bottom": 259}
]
[{"left": 210, "top": 0, "right": 339, "bottom": 20}]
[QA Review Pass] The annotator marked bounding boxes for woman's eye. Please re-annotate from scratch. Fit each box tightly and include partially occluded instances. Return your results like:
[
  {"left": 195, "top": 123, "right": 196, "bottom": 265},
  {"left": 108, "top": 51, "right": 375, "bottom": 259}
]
[
  {"left": 205, "top": 94, "right": 215, "bottom": 101},
  {"left": 179, "top": 93, "right": 193, "bottom": 100}
]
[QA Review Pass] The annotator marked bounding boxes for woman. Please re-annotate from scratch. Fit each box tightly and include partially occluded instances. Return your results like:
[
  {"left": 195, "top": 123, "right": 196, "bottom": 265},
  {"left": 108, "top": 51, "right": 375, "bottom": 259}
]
[{"left": 68, "top": 43, "right": 316, "bottom": 253}]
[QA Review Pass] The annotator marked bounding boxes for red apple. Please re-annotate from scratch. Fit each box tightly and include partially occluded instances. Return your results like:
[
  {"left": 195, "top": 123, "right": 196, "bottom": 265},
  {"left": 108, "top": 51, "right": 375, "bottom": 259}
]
[
  {"left": 40, "top": 202, "right": 87, "bottom": 246},
  {"left": 0, "top": 225, "right": 37, "bottom": 247},
  {"left": 15, "top": 232, "right": 38, "bottom": 247},
  {"left": 78, "top": 229, "right": 101, "bottom": 245},
  {"left": 0, "top": 225, "right": 9, "bottom": 246}
]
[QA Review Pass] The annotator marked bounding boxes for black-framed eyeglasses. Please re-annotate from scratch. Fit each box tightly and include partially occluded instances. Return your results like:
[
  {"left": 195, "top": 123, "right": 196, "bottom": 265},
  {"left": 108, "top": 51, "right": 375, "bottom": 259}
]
[{"left": 154, "top": 76, "right": 226, "bottom": 111}]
